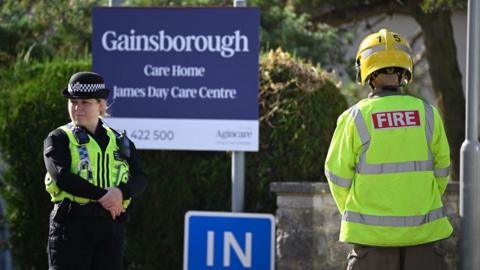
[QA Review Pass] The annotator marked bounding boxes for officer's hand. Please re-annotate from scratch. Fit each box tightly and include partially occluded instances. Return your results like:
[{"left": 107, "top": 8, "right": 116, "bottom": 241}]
[
  {"left": 109, "top": 205, "right": 124, "bottom": 220},
  {"left": 99, "top": 187, "right": 123, "bottom": 208},
  {"left": 99, "top": 187, "right": 124, "bottom": 219}
]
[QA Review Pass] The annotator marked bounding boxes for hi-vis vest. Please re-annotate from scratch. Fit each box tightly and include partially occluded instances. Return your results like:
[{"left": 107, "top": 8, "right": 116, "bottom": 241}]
[
  {"left": 45, "top": 123, "right": 131, "bottom": 208},
  {"left": 325, "top": 94, "right": 452, "bottom": 246}
]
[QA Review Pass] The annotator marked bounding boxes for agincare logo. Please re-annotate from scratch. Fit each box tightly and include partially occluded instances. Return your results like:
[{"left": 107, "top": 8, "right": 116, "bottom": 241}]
[
  {"left": 101, "top": 29, "right": 250, "bottom": 58},
  {"left": 217, "top": 130, "right": 253, "bottom": 139}
]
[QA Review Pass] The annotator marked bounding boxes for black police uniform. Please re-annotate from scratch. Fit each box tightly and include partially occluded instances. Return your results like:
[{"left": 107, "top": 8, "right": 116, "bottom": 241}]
[
  {"left": 43, "top": 72, "right": 147, "bottom": 270},
  {"left": 44, "top": 120, "right": 146, "bottom": 270}
]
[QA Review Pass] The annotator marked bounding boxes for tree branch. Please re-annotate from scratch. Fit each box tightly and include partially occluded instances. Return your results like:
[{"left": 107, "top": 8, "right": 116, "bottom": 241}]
[
  {"left": 413, "top": 46, "right": 426, "bottom": 66},
  {"left": 311, "top": 2, "right": 413, "bottom": 26},
  {"left": 356, "top": 15, "right": 388, "bottom": 32},
  {"left": 409, "top": 28, "right": 423, "bottom": 48}
]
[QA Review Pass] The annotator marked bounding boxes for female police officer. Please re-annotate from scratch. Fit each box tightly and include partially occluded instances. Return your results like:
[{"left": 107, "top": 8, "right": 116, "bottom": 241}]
[{"left": 43, "top": 71, "right": 147, "bottom": 270}]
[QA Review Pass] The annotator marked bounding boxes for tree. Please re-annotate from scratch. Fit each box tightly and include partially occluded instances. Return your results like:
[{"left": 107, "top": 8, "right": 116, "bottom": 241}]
[
  {"left": 0, "top": 0, "right": 351, "bottom": 68},
  {"left": 290, "top": 0, "right": 466, "bottom": 180},
  {"left": 0, "top": 0, "right": 104, "bottom": 63}
]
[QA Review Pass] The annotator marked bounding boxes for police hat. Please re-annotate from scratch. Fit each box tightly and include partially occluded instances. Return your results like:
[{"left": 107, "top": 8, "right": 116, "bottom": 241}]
[{"left": 62, "top": 72, "right": 110, "bottom": 99}]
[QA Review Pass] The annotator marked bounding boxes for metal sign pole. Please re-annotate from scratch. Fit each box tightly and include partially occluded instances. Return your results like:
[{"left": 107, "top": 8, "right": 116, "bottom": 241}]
[
  {"left": 231, "top": 0, "right": 247, "bottom": 213},
  {"left": 109, "top": 0, "right": 122, "bottom": 6},
  {"left": 460, "top": 0, "right": 480, "bottom": 269},
  {"left": 232, "top": 151, "right": 245, "bottom": 212}
]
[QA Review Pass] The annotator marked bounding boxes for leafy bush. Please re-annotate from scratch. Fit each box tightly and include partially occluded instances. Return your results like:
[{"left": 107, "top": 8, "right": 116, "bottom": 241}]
[
  {"left": 0, "top": 58, "right": 90, "bottom": 269},
  {"left": 0, "top": 50, "right": 346, "bottom": 269},
  {"left": 245, "top": 49, "right": 348, "bottom": 212}
]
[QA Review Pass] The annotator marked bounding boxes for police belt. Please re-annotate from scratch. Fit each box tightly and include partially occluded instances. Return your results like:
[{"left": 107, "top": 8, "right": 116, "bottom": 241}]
[{"left": 55, "top": 201, "right": 116, "bottom": 219}]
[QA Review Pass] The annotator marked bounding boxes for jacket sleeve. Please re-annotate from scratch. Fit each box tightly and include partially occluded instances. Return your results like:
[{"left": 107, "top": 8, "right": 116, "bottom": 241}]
[
  {"left": 117, "top": 140, "right": 147, "bottom": 199},
  {"left": 430, "top": 106, "right": 451, "bottom": 196},
  {"left": 324, "top": 110, "right": 359, "bottom": 214}
]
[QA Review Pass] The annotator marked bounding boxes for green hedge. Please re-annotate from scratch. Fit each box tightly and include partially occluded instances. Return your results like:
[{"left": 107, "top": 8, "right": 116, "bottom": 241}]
[
  {"left": 0, "top": 50, "right": 347, "bottom": 269},
  {"left": 0, "top": 58, "right": 90, "bottom": 269}
]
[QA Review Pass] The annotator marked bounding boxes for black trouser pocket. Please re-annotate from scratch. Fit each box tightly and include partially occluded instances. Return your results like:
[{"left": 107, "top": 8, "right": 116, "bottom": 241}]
[{"left": 47, "top": 212, "right": 68, "bottom": 269}]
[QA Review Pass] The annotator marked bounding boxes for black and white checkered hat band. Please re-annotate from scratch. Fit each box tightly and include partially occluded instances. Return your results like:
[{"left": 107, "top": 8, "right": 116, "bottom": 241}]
[{"left": 68, "top": 82, "right": 106, "bottom": 94}]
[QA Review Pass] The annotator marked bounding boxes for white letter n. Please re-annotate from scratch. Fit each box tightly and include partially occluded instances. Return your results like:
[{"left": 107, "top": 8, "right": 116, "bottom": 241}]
[{"left": 223, "top": 231, "right": 252, "bottom": 267}]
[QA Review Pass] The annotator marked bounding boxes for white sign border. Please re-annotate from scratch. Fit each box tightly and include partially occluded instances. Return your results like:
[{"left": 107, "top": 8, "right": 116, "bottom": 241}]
[
  {"left": 104, "top": 118, "right": 259, "bottom": 152},
  {"left": 183, "top": 211, "right": 275, "bottom": 270}
]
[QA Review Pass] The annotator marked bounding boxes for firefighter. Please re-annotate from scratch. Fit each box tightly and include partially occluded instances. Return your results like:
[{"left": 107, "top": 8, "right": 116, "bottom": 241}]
[{"left": 324, "top": 29, "right": 452, "bottom": 270}]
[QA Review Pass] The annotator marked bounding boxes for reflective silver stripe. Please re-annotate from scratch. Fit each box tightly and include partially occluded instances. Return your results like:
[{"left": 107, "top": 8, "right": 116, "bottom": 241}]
[
  {"left": 424, "top": 102, "right": 434, "bottom": 145},
  {"left": 325, "top": 170, "right": 352, "bottom": 187},
  {"left": 423, "top": 102, "right": 434, "bottom": 161},
  {"left": 64, "top": 123, "right": 93, "bottom": 182},
  {"left": 394, "top": 43, "right": 411, "bottom": 53},
  {"left": 360, "top": 45, "right": 385, "bottom": 60},
  {"left": 434, "top": 167, "right": 450, "bottom": 177},
  {"left": 356, "top": 160, "right": 433, "bottom": 174},
  {"left": 349, "top": 106, "right": 371, "bottom": 169},
  {"left": 342, "top": 207, "right": 446, "bottom": 227},
  {"left": 349, "top": 106, "right": 370, "bottom": 145}
]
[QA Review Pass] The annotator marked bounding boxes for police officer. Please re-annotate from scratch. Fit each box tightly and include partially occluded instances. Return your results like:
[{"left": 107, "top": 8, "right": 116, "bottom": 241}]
[
  {"left": 324, "top": 29, "right": 452, "bottom": 270},
  {"left": 43, "top": 72, "right": 147, "bottom": 270}
]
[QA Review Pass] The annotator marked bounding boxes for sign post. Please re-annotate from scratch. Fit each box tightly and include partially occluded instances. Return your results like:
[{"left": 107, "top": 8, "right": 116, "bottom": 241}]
[
  {"left": 460, "top": 0, "right": 480, "bottom": 269},
  {"left": 231, "top": 0, "right": 247, "bottom": 212}
]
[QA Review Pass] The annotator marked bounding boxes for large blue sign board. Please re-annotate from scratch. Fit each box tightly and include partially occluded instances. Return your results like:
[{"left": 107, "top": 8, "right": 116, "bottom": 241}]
[
  {"left": 92, "top": 7, "right": 259, "bottom": 151},
  {"left": 184, "top": 211, "right": 274, "bottom": 270}
]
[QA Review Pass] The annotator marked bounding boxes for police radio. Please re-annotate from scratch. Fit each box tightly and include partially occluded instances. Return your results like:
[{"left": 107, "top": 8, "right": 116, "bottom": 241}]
[
  {"left": 116, "top": 130, "right": 131, "bottom": 160},
  {"left": 73, "top": 127, "right": 89, "bottom": 145}
]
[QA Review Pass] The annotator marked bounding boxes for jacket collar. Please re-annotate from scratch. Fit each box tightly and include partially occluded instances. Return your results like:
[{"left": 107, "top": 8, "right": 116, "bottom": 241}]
[{"left": 369, "top": 86, "right": 405, "bottom": 98}]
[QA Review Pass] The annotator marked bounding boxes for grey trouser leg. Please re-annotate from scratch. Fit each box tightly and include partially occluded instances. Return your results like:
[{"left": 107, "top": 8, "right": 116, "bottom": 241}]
[
  {"left": 347, "top": 245, "right": 400, "bottom": 270},
  {"left": 347, "top": 242, "right": 447, "bottom": 270},
  {"left": 403, "top": 242, "right": 447, "bottom": 270}
]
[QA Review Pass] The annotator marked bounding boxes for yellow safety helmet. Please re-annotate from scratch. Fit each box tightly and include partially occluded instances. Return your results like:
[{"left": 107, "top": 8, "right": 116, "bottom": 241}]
[{"left": 355, "top": 28, "right": 413, "bottom": 86}]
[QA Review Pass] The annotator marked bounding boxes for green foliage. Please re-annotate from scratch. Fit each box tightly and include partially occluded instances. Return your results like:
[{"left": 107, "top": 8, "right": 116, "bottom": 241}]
[
  {"left": 0, "top": 58, "right": 90, "bottom": 270},
  {"left": 0, "top": 0, "right": 104, "bottom": 62},
  {"left": 0, "top": 52, "right": 346, "bottom": 269},
  {"left": 124, "top": 0, "right": 229, "bottom": 6},
  {"left": 257, "top": 2, "right": 352, "bottom": 66},
  {"left": 245, "top": 49, "right": 348, "bottom": 212},
  {"left": 125, "top": 150, "right": 231, "bottom": 270},
  {"left": 420, "top": 0, "right": 468, "bottom": 12},
  {"left": 0, "top": 0, "right": 352, "bottom": 68}
]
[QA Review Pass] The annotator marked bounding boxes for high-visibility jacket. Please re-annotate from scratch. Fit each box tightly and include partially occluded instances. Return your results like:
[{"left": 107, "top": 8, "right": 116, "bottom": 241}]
[
  {"left": 45, "top": 122, "right": 131, "bottom": 208},
  {"left": 324, "top": 93, "right": 452, "bottom": 246}
]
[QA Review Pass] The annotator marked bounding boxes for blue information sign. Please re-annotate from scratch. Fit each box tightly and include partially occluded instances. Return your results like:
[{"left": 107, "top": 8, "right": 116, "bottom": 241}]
[
  {"left": 92, "top": 7, "right": 259, "bottom": 151},
  {"left": 184, "top": 211, "right": 274, "bottom": 270}
]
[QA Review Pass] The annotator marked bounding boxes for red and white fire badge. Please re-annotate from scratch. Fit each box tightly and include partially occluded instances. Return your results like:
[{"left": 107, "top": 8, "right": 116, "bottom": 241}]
[{"left": 372, "top": 110, "right": 421, "bottom": 129}]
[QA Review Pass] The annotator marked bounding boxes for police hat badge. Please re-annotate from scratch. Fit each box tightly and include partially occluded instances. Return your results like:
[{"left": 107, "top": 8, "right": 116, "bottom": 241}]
[{"left": 62, "top": 71, "right": 110, "bottom": 99}]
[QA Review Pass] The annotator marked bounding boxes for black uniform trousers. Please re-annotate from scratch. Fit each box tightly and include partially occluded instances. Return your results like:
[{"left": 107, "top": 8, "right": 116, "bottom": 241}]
[{"left": 47, "top": 201, "right": 125, "bottom": 270}]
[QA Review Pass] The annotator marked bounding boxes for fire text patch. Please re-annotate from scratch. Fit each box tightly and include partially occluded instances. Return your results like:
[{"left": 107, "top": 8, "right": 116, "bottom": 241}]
[{"left": 372, "top": 110, "right": 421, "bottom": 129}]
